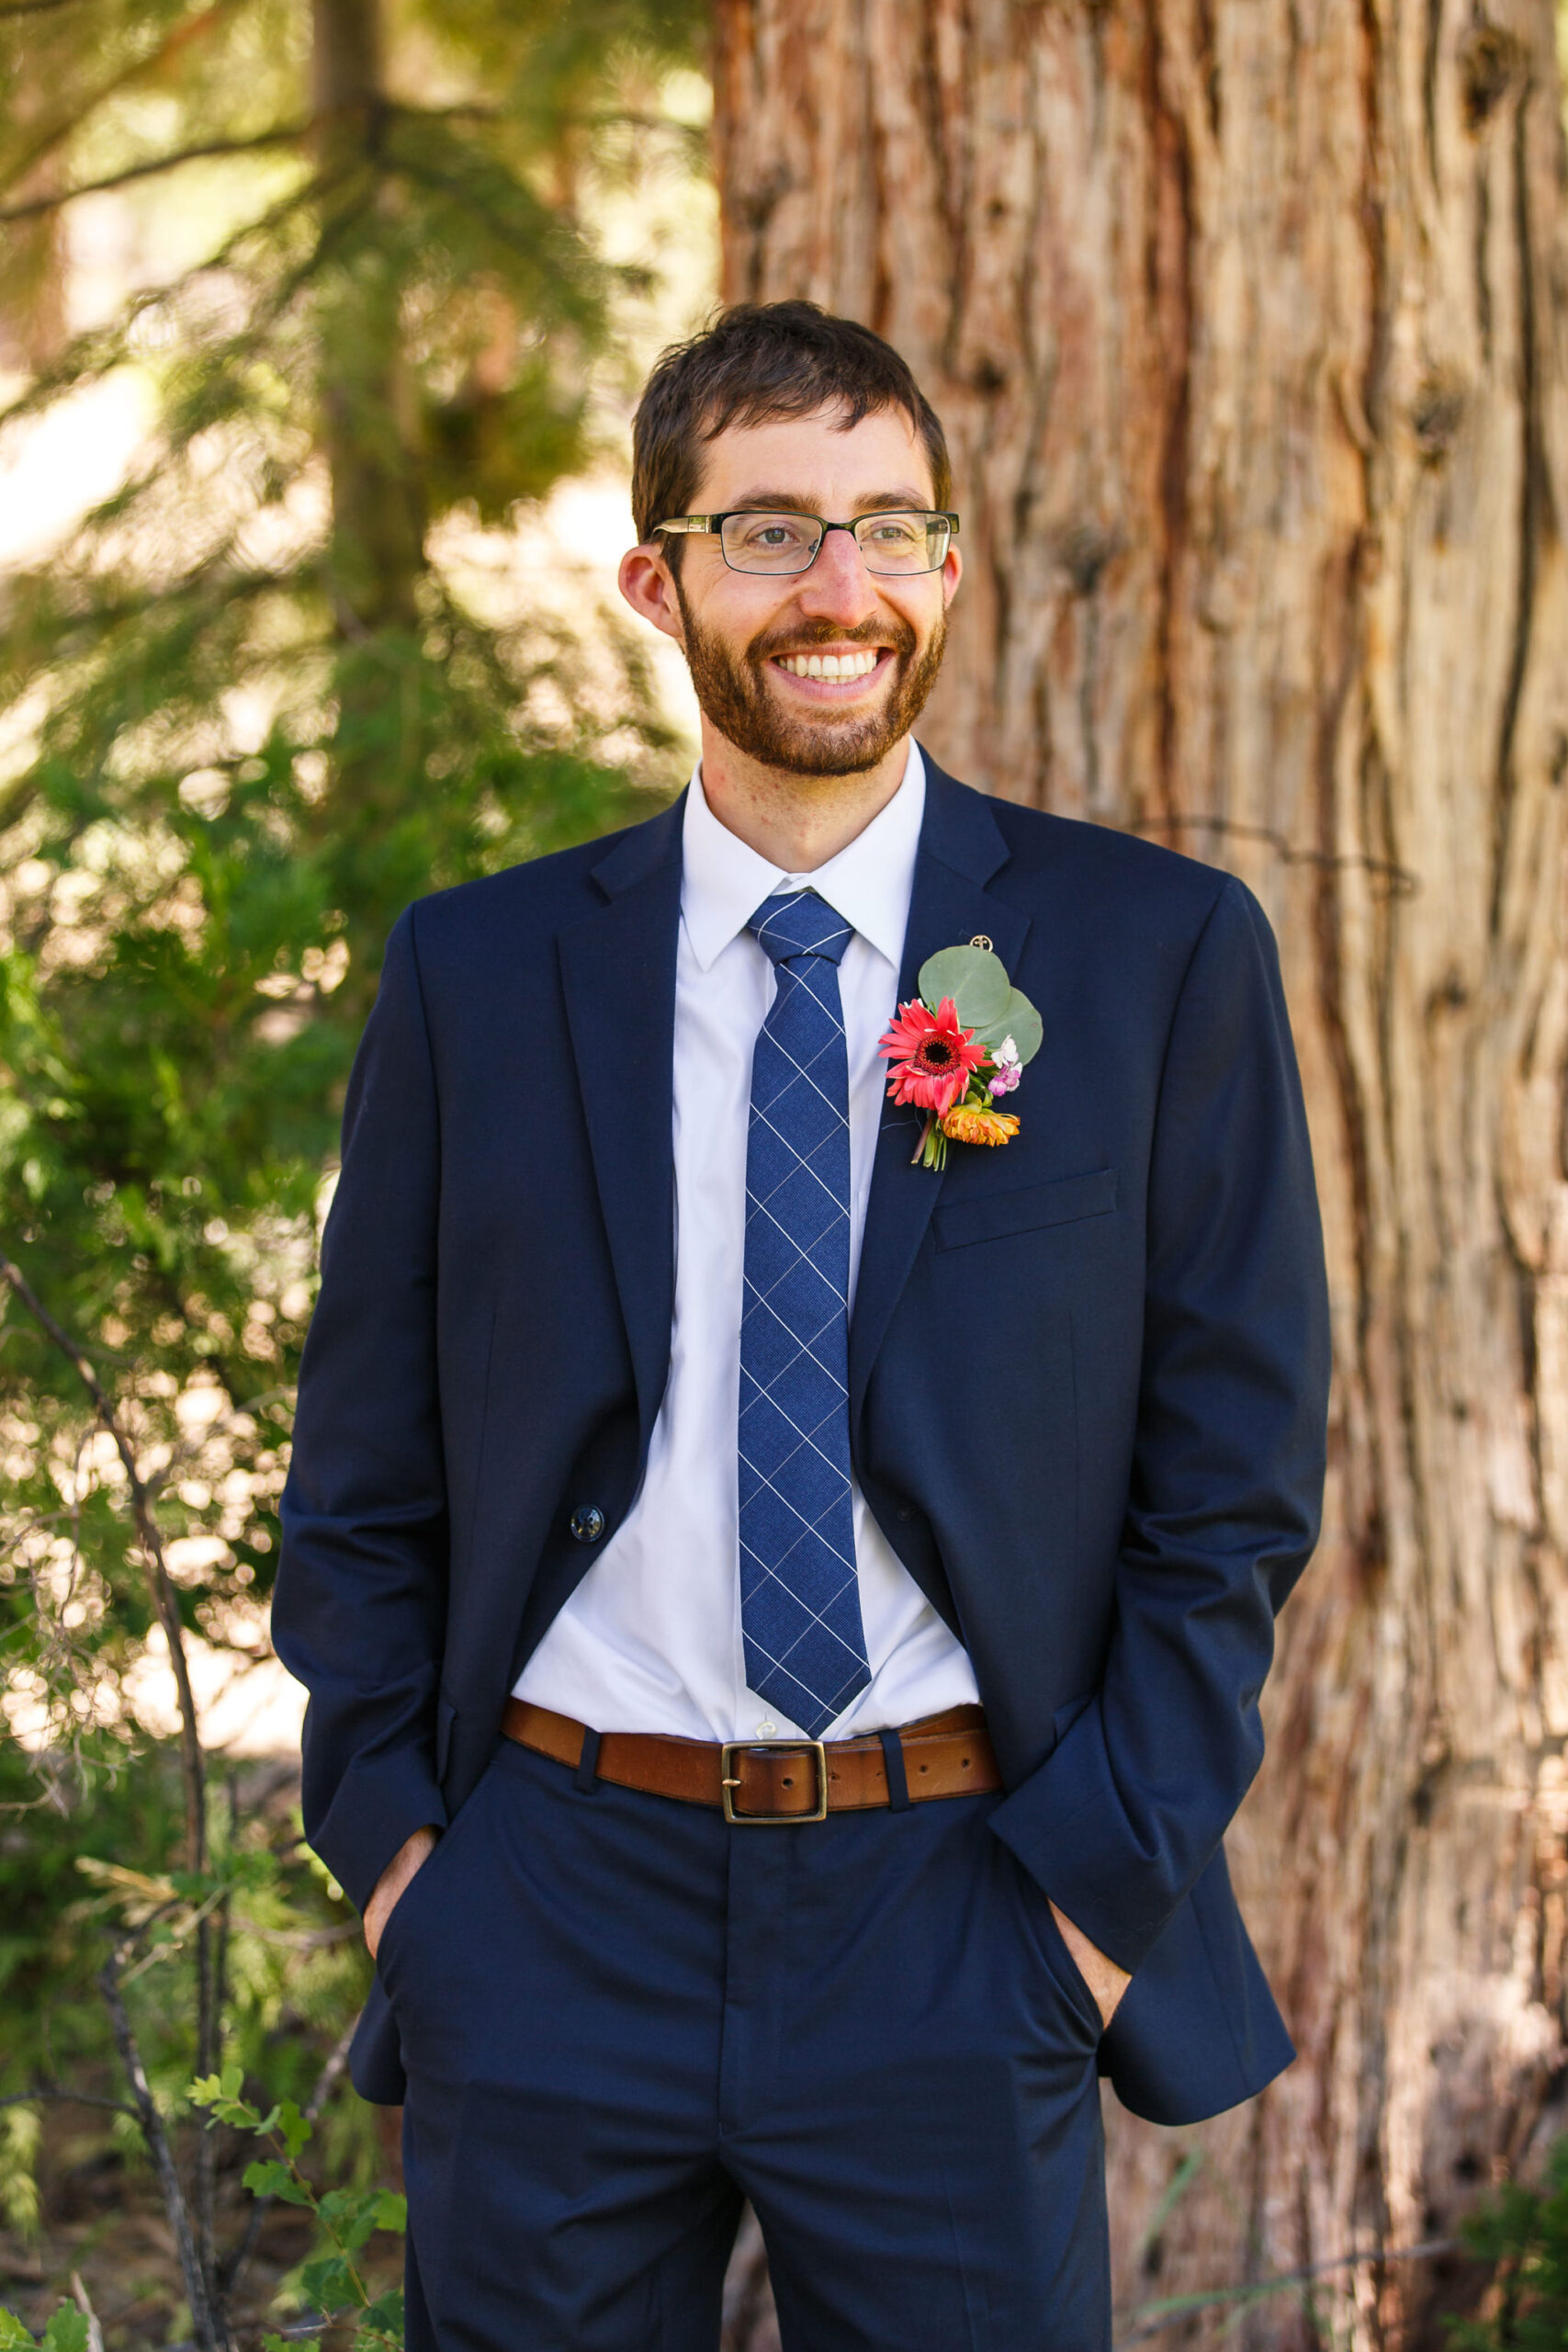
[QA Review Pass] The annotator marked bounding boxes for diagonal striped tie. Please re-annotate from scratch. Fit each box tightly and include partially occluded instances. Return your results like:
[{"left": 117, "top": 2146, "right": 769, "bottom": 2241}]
[{"left": 738, "top": 888, "right": 871, "bottom": 1738}]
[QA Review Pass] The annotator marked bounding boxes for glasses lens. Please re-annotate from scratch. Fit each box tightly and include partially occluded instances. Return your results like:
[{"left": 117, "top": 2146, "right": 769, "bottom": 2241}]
[
  {"left": 855, "top": 512, "right": 947, "bottom": 574},
  {"left": 719, "top": 513, "right": 823, "bottom": 573}
]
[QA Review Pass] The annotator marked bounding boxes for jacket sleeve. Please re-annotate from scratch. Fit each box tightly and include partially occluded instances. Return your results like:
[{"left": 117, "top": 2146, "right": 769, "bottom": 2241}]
[
  {"left": 988, "top": 876, "right": 1331, "bottom": 1974},
  {"left": 273, "top": 908, "right": 450, "bottom": 1913}
]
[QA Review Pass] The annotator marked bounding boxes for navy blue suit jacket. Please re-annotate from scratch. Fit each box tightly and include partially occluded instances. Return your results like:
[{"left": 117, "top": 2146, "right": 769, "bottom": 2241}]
[{"left": 274, "top": 756, "right": 1331, "bottom": 2124}]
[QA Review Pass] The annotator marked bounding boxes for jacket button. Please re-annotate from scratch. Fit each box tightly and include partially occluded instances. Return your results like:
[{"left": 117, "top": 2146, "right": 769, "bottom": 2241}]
[{"left": 570, "top": 1504, "right": 606, "bottom": 1544}]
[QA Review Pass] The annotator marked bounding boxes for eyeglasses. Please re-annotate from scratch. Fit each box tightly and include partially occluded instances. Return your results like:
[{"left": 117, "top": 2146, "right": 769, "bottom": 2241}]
[{"left": 653, "top": 509, "right": 960, "bottom": 578}]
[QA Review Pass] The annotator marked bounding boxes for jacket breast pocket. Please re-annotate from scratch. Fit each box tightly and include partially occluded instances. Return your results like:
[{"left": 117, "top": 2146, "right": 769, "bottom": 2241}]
[{"left": 932, "top": 1166, "right": 1118, "bottom": 1252}]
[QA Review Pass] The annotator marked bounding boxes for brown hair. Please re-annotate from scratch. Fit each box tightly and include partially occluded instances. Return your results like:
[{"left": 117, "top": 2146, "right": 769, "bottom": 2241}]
[{"left": 630, "top": 300, "right": 952, "bottom": 548}]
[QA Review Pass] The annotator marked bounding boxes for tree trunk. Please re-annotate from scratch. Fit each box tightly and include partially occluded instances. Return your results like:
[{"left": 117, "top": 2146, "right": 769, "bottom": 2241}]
[
  {"left": 310, "top": 0, "right": 428, "bottom": 1006},
  {"left": 712, "top": 3, "right": 1568, "bottom": 2344}
]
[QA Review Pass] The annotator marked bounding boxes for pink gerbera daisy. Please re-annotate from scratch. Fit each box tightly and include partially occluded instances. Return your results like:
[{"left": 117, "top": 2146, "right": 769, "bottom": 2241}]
[{"left": 878, "top": 996, "right": 987, "bottom": 1118}]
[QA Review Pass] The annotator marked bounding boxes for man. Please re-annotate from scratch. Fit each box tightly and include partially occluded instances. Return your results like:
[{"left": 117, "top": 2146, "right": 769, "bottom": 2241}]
[{"left": 275, "top": 300, "right": 1330, "bottom": 2351}]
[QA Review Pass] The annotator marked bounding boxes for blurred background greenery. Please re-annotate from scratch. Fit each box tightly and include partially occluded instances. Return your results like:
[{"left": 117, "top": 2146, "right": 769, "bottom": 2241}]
[{"left": 0, "top": 0, "right": 711, "bottom": 2339}]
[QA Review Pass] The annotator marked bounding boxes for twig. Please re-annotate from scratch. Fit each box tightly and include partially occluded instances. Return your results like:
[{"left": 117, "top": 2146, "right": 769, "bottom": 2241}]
[
  {"left": 0, "top": 3, "right": 242, "bottom": 197},
  {"left": 0, "top": 2087, "right": 139, "bottom": 2120},
  {"left": 1113, "top": 2236, "right": 1459, "bottom": 2346},
  {"left": 1131, "top": 810, "right": 1420, "bottom": 899},
  {"left": 0, "top": 129, "right": 309, "bottom": 223},
  {"left": 70, "top": 2270, "right": 105, "bottom": 2352},
  {"left": 1, "top": 1247, "right": 228, "bottom": 2343},
  {"left": 0, "top": 1245, "right": 208, "bottom": 1876},
  {"left": 99, "top": 1942, "right": 220, "bottom": 2352},
  {"left": 220, "top": 2018, "right": 357, "bottom": 2303},
  {"left": 224, "top": 1918, "right": 360, "bottom": 1950},
  {"left": 201, "top": 1774, "right": 239, "bottom": 2341}
]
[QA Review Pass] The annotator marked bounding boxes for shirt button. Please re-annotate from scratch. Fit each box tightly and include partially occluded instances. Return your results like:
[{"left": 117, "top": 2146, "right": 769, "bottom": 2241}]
[{"left": 570, "top": 1505, "right": 606, "bottom": 1544}]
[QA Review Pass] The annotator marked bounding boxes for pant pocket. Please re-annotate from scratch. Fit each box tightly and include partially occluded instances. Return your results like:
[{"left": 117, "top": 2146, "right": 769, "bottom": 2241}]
[
  {"left": 376, "top": 1748, "right": 499, "bottom": 1993},
  {"left": 1008, "top": 1860, "right": 1105, "bottom": 2046}
]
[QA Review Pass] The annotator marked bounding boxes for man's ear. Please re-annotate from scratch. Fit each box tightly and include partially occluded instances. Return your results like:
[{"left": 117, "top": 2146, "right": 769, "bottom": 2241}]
[{"left": 618, "top": 544, "right": 686, "bottom": 646}]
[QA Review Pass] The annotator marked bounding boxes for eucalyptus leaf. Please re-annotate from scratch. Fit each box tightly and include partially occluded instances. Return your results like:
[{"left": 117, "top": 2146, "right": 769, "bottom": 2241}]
[
  {"left": 918, "top": 945, "right": 1011, "bottom": 1027},
  {"left": 973, "top": 989, "right": 1043, "bottom": 1065}
]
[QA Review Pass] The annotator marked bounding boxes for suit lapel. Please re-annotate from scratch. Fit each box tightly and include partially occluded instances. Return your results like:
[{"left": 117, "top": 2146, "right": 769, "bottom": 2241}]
[
  {"left": 849, "top": 761, "right": 1032, "bottom": 1430},
  {"left": 558, "top": 796, "right": 684, "bottom": 1461}
]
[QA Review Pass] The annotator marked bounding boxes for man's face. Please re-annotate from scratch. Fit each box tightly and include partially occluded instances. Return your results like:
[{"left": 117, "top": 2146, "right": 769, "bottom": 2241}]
[{"left": 661, "top": 405, "right": 960, "bottom": 777}]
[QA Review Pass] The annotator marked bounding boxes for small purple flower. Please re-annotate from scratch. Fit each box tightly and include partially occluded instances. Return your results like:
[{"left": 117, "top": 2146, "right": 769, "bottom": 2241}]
[{"left": 987, "top": 1035, "right": 1022, "bottom": 1097}]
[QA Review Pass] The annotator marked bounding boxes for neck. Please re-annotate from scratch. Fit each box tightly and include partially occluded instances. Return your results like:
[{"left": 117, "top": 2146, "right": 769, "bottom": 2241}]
[{"left": 696, "top": 722, "right": 911, "bottom": 871}]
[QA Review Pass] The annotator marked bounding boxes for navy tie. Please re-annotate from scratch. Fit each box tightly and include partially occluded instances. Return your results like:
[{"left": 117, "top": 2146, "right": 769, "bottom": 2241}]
[{"left": 738, "top": 889, "right": 871, "bottom": 1737}]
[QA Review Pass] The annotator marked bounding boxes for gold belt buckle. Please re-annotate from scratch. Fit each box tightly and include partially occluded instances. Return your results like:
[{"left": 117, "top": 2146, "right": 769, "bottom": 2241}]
[{"left": 720, "top": 1738, "right": 829, "bottom": 1824}]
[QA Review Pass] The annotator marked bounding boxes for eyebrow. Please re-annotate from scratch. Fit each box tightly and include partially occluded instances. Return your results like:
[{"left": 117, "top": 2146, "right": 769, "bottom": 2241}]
[{"left": 719, "top": 487, "right": 935, "bottom": 515}]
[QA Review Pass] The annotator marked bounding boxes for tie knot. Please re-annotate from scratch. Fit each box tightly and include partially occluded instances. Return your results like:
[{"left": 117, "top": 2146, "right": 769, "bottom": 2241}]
[{"left": 748, "top": 889, "right": 854, "bottom": 970}]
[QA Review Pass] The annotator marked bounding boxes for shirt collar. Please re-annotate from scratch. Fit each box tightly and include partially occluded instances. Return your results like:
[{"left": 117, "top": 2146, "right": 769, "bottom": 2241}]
[{"left": 680, "top": 741, "right": 926, "bottom": 975}]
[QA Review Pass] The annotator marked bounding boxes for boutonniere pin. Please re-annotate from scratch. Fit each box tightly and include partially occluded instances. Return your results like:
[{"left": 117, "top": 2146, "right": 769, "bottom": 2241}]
[{"left": 879, "top": 937, "right": 1043, "bottom": 1171}]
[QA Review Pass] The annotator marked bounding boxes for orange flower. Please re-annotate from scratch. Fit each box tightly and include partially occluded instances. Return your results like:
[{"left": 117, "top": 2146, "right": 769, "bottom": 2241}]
[{"left": 940, "top": 1103, "right": 1021, "bottom": 1148}]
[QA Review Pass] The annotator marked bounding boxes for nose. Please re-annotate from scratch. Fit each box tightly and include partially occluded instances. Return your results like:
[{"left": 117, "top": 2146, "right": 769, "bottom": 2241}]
[{"left": 795, "top": 526, "right": 879, "bottom": 628}]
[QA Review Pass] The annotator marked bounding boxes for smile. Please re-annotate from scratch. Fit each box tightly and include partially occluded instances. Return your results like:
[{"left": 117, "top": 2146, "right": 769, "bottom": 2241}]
[{"left": 770, "top": 648, "right": 887, "bottom": 687}]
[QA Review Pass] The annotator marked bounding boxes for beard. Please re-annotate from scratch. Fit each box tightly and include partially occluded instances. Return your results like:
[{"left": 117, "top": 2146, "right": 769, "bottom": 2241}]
[{"left": 675, "top": 591, "right": 949, "bottom": 777}]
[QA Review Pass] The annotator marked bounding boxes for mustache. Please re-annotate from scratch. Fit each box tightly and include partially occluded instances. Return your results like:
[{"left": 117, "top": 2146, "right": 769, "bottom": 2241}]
[{"left": 750, "top": 616, "right": 915, "bottom": 662}]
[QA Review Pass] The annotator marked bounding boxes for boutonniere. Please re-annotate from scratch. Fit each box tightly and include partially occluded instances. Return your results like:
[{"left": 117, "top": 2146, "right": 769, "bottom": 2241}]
[{"left": 878, "top": 937, "right": 1043, "bottom": 1170}]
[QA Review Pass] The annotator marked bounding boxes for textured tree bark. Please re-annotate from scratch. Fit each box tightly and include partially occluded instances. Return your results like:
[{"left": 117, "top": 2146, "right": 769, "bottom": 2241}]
[{"left": 713, "top": 4, "right": 1568, "bottom": 2344}]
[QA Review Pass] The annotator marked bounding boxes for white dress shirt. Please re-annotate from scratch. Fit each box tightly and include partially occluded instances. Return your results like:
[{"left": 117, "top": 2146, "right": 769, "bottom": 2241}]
[{"left": 514, "top": 742, "right": 979, "bottom": 1741}]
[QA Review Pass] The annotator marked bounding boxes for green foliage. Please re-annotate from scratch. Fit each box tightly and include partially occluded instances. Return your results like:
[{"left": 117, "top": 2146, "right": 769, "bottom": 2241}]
[
  {"left": 0, "top": 1732, "right": 371, "bottom": 2153},
  {"left": 1447, "top": 2137, "right": 1568, "bottom": 2351},
  {"left": 0, "top": 0, "right": 708, "bottom": 2330},
  {"left": 0, "top": 0, "right": 703, "bottom": 1765},
  {"left": 0, "top": 2306, "right": 88, "bottom": 2351},
  {"left": 915, "top": 945, "right": 1043, "bottom": 1062},
  {"left": 191, "top": 2070, "right": 406, "bottom": 2349}
]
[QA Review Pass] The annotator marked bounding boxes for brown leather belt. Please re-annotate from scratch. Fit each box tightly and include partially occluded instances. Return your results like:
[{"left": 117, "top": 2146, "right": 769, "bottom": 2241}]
[{"left": 502, "top": 1698, "right": 1000, "bottom": 1822}]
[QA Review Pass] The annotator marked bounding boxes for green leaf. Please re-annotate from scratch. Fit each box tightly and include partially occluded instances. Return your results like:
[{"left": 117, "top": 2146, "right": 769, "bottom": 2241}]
[
  {"left": 361, "top": 2287, "right": 405, "bottom": 2335},
  {"left": 373, "top": 2190, "right": 408, "bottom": 2234},
  {"left": 277, "top": 2098, "right": 312, "bottom": 2161},
  {"left": 0, "top": 2312, "right": 39, "bottom": 2348},
  {"left": 301, "top": 2254, "right": 359, "bottom": 2313},
  {"left": 40, "top": 2312, "right": 88, "bottom": 2352},
  {"left": 317, "top": 2187, "right": 378, "bottom": 2254},
  {"left": 243, "top": 2158, "right": 313, "bottom": 2207},
  {"left": 190, "top": 2066, "right": 255, "bottom": 2128},
  {"left": 917, "top": 945, "right": 1011, "bottom": 1029},
  {"left": 970, "top": 988, "right": 1043, "bottom": 1066}
]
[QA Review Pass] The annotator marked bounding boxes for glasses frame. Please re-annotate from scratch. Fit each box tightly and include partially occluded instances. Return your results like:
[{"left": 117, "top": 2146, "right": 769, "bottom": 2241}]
[{"left": 653, "top": 509, "right": 961, "bottom": 578}]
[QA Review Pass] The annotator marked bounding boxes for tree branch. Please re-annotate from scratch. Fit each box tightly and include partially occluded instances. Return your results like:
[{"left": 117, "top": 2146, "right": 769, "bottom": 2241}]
[
  {"left": 99, "top": 1941, "right": 221, "bottom": 2352},
  {"left": 0, "top": 1245, "right": 208, "bottom": 1878},
  {"left": 0, "top": 2087, "right": 140, "bottom": 2120},
  {"left": 0, "top": 127, "right": 309, "bottom": 224},
  {"left": 0, "top": 2, "right": 242, "bottom": 195},
  {"left": 1113, "top": 2238, "right": 1459, "bottom": 2347}
]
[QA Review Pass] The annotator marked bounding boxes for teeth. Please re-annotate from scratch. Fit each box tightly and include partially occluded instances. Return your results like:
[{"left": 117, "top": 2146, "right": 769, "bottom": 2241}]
[{"left": 778, "top": 650, "right": 878, "bottom": 680}]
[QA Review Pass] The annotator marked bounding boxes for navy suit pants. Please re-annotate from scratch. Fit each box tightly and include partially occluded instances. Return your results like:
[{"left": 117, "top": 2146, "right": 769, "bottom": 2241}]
[{"left": 377, "top": 1738, "right": 1111, "bottom": 2350}]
